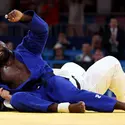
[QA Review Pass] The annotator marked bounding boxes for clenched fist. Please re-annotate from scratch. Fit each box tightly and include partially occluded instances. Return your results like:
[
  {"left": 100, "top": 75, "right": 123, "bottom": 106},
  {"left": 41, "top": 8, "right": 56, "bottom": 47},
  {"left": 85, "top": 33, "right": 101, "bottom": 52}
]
[
  {"left": 0, "top": 88, "right": 12, "bottom": 101},
  {"left": 5, "top": 9, "right": 24, "bottom": 22}
]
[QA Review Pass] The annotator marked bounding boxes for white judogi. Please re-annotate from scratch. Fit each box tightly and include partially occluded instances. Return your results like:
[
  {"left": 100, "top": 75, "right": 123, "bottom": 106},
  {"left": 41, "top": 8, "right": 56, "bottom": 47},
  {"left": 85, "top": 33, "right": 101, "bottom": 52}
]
[
  {"left": 53, "top": 63, "right": 85, "bottom": 89},
  {"left": 54, "top": 56, "right": 125, "bottom": 102}
]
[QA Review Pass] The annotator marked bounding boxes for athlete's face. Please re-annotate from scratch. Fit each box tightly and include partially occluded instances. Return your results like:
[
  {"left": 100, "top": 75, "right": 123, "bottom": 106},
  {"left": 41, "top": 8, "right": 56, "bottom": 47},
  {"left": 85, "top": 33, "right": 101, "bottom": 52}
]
[{"left": 0, "top": 41, "right": 11, "bottom": 67}]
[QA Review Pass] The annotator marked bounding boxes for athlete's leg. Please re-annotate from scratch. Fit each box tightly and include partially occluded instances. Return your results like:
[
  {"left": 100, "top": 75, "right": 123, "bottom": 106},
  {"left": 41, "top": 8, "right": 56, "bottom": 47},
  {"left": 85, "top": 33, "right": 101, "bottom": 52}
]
[
  {"left": 83, "top": 56, "right": 125, "bottom": 102},
  {"left": 108, "top": 58, "right": 125, "bottom": 101},
  {"left": 61, "top": 62, "right": 86, "bottom": 77},
  {"left": 10, "top": 91, "right": 85, "bottom": 113},
  {"left": 47, "top": 76, "right": 117, "bottom": 112},
  {"left": 10, "top": 92, "right": 54, "bottom": 112}
]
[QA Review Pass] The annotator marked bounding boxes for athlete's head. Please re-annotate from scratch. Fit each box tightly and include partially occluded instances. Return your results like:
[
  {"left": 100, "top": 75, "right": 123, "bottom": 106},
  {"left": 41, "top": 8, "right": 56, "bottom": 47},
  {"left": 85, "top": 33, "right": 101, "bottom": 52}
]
[{"left": 0, "top": 41, "right": 13, "bottom": 67}]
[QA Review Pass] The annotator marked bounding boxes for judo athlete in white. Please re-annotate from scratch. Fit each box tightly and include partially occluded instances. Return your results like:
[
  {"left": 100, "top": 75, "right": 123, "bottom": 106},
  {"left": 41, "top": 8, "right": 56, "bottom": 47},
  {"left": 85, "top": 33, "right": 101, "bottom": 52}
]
[{"left": 53, "top": 56, "right": 125, "bottom": 102}]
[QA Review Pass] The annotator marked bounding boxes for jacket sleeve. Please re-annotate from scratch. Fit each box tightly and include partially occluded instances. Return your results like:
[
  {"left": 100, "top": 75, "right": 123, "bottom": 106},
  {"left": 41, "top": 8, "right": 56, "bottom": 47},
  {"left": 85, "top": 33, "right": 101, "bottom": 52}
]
[{"left": 17, "top": 10, "right": 49, "bottom": 55}]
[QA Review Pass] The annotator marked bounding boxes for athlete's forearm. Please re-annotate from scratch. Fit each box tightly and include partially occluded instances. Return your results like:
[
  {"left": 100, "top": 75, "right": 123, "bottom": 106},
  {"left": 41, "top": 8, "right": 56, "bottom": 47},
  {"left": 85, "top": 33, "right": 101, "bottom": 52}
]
[
  {"left": 5, "top": 10, "right": 32, "bottom": 23},
  {"left": 20, "top": 14, "right": 32, "bottom": 22},
  {"left": 24, "top": 11, "right": 48, "bottom": 33}
]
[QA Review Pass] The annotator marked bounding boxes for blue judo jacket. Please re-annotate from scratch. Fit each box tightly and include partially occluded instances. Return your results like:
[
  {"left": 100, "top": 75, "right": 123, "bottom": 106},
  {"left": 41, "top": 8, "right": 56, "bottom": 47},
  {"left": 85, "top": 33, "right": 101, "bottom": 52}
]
[{"left": 0, "top": 10, "right": 53, "bottom": 102}]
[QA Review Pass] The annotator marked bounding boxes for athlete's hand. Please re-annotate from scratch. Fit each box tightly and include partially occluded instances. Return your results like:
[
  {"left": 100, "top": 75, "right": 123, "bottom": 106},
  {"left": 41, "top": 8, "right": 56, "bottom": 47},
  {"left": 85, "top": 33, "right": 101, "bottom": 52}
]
[
  {"left": 0, "top": 88, "right": 12, "bottom": 101},
  {"left": 5, "top": 10, "right": 24, "bottom": 22}
]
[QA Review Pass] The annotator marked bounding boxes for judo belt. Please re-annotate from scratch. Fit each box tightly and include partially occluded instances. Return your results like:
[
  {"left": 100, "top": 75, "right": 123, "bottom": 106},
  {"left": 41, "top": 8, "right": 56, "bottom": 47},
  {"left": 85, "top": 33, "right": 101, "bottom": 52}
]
[
  {"left": 65, "top": 76, "right": 81, "bottom": 90},
  {"left": 40, "top": 72, "right": 55, "bottom": 87},
  {"left": 42, "top": 72, "right": 81, "bottom": 89}
]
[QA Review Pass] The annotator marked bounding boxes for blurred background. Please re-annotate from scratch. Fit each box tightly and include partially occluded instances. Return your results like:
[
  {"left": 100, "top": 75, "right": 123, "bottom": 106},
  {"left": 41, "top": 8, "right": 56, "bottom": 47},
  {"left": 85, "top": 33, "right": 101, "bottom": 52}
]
[{"left": 0, "top": 0, "right": 125, "bottom": 73}]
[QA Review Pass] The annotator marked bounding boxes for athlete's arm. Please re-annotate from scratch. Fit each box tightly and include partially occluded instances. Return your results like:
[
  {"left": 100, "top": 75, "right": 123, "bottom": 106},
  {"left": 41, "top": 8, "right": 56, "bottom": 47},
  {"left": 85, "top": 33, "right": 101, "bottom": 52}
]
[
  {"left": 5, "top": 9, "right": 49, "bottom": 55},
  {"left": 0, "top": 84, "right": 11, "bottom": 110}
]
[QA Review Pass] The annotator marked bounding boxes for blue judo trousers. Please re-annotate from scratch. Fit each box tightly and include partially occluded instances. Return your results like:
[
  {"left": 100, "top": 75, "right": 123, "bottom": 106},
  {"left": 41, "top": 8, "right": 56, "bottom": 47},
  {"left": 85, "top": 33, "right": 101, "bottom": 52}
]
[{"left": 0, "top": 11, "right": 117, "bottom": 112}]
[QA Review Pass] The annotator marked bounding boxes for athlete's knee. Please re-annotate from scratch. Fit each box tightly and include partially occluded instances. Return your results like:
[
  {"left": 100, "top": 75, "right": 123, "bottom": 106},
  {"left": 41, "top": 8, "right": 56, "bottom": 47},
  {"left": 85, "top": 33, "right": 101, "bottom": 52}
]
[
  {"left": 10, "top": 92, "right": 27, "bottom": 111},
  {"left": 106, "top": 56, "right": 120, "bottom": 65}
]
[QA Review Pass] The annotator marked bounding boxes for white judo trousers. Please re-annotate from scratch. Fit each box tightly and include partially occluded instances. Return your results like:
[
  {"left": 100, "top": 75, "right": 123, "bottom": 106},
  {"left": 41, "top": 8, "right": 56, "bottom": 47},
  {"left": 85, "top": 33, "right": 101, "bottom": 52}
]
[{"left": 54, "top": 56, "right": 125, "bottom": 102}]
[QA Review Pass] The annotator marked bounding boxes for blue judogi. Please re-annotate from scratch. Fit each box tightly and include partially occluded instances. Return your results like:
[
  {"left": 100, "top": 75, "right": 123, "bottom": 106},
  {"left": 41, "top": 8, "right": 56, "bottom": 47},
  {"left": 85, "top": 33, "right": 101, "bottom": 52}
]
[{"left": 0, "top": 11, "right": 117, "bottom": 112}]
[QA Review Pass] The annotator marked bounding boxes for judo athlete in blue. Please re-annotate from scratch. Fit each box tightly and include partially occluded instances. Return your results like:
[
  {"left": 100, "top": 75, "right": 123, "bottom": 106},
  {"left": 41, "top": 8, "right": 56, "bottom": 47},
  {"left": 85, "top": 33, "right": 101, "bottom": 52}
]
[{"left": 0, "top": 10, "right": 125, "bottom": 113}]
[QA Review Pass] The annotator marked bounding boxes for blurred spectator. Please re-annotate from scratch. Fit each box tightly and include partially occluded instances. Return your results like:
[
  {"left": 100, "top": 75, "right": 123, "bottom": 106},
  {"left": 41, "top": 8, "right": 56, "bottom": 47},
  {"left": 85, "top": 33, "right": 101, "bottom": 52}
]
[
  {"left": 55, "top": 32, "right": 72, "bottom": 50},
  {"left": 37, "top": 0, "right": 59, "bottom": 26},
  {"left": 75, "top": 42, "right": 93, "bottom": 70},
  {"left": 92, "top": 49, "right": 105, "bottom": 62},
  {"left": 0, "top": 21, "right": 8, "bottom": 36},
  {"left": 6, "top": 41, "right": 14, "bottom": 51},
  {"left": 68, "top": 0, "right": 92, "bottom": 37},
  {"left": 75, "top": 42, "right": 92, "bottom": 62},
  {"left": 100, "top": 18, "right": 125, "bottom": 59},
  {"left": 53, "top": 43, "right": 69, "bottom": 60},
  {"left": 91, "top": 34, "right": 106, "bottom": 54},
  {"left": 91, "top": 34, "right": 102, "bottom": 51}
]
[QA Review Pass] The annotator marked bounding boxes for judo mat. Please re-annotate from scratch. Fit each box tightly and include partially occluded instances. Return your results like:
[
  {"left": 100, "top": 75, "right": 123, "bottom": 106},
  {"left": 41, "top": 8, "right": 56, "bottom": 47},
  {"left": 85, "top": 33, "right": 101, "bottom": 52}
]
[{"left": 0, "top": 110, "right": 125, "bottom": 125}]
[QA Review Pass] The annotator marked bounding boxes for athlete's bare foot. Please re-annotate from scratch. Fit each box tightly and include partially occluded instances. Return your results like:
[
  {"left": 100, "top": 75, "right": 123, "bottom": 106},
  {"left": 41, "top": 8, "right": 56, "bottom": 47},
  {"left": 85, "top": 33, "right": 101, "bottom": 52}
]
[
  {"left": 69, "top": 101, "right": 85, "bottom": 113},
  {"left": 48, "top": 101, "right": 85, "bottom": 113}
]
